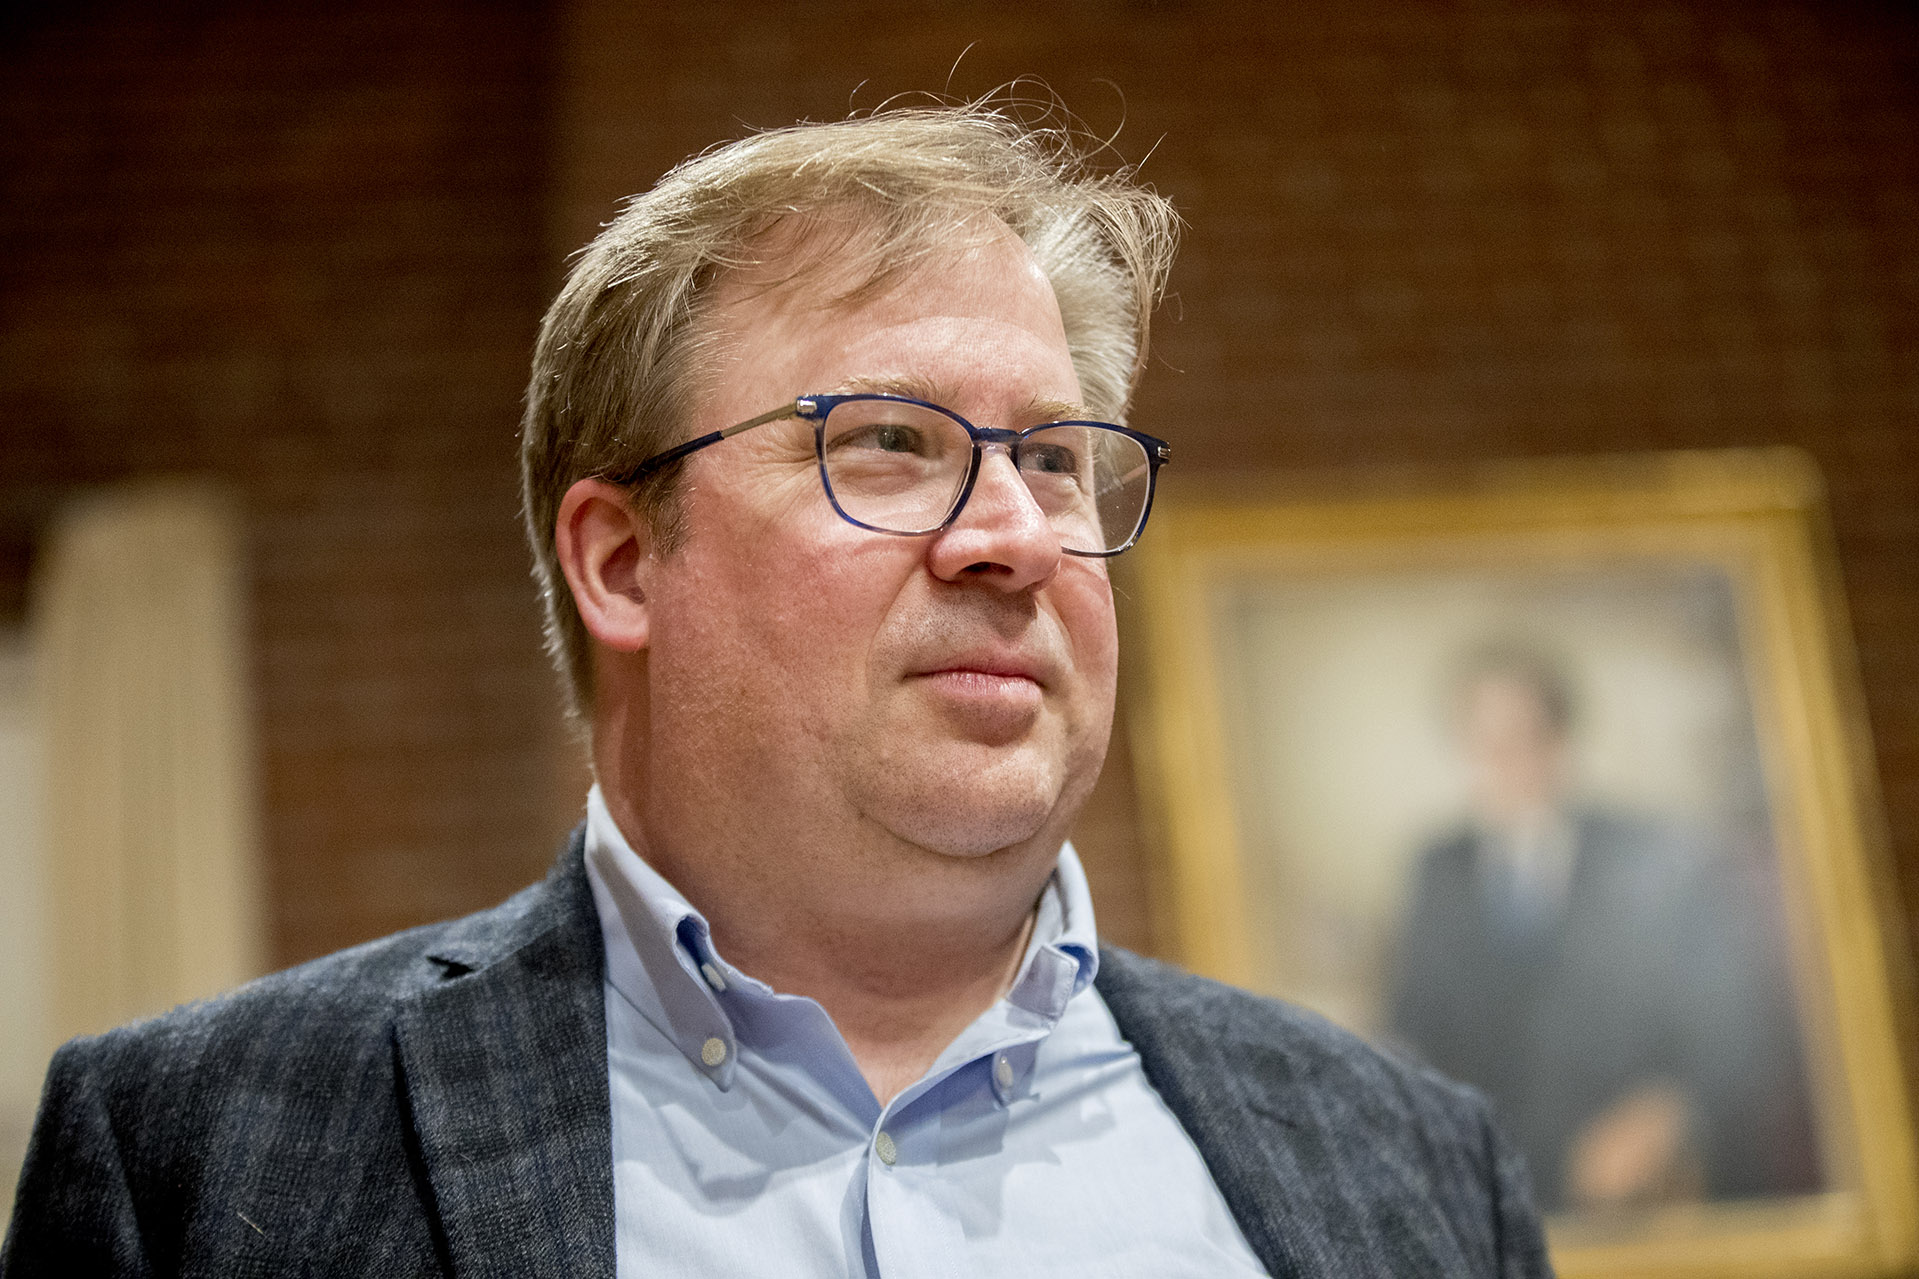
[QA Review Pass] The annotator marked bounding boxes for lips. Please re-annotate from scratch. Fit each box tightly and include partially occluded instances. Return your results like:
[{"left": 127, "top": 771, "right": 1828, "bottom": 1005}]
[
  {"left": 911, "top": 648, "right": 1051, "bottom": 688},
  {"left": 904, "top": 645, "right": 1055, "bottom": 742}
]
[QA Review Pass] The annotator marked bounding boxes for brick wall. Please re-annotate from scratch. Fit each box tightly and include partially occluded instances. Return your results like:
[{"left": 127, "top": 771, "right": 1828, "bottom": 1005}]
[
  {"left": 3, "top": 0, "right": 1915, "bottom": 977},
  {"left": 0, "top": 0, "right": 568, "bottom": 966}
]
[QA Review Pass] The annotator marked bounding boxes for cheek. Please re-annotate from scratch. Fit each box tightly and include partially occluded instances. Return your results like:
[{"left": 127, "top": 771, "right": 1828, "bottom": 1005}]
[
  {"left": 1057, "top": 567, "right": 1120, "bottom": 691},
  {"left": 709, "top": 536, "right": 911, "bottom": 702}
]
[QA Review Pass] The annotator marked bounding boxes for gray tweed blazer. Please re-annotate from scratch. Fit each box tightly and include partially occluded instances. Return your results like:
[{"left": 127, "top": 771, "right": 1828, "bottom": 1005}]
[{"left": 3, "top": 829, "right": 1551, "bottom": 1277}]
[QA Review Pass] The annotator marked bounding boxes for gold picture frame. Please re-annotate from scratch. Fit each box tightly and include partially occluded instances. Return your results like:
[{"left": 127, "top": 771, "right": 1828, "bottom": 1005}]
[{"left": 1124, "top": 448, "right": 1918, "bottom": 1277}]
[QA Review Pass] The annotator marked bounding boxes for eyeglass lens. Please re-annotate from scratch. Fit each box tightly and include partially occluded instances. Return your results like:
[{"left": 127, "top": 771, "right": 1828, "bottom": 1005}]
[{"left": 816, "top": 399, "right": 1152, "bottom": 554}]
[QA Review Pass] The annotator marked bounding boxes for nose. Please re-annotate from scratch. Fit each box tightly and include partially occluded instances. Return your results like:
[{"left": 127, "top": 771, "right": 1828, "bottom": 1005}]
[{"left": 925, "top": 444, "right": 1062, "bottom": 590}]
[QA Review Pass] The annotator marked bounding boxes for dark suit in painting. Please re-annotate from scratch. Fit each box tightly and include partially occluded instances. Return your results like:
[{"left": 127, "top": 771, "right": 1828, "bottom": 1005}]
[
  {"left": 1387, "top": 809, "right": 1819, "bottom": 1211},
  {"left": 6, "top": 830, "right": 1551, "bottom": 1279}
]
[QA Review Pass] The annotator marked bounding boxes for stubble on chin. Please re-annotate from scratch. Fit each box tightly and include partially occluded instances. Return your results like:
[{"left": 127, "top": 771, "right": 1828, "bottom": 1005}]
[{"left": 845, "top": 694, "right": 1111, "bottom": 861}]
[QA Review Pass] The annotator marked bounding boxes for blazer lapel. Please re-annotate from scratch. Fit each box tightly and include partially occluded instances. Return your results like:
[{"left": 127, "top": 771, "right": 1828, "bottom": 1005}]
[
  {"left": 1099, "top": 947, "right": 1320, "bottom": 1277},
  {"left": 1098, "top": 946, "right": 1484, "bottom": 1279},
  {"left": 395, "top": 830, "right": 617, "bottom": 1278}
]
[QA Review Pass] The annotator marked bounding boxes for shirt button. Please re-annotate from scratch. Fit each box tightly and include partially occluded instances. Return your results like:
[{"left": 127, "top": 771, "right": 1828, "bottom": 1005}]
[
  {"left": 700, "top": 1037, "right": 728, "bottom": 1067},
  {"left": 700, "top": 962, "right": 727, "bottom": 992},
  {"left": 994, "top": 1055, "right": 1015, "bottom": 1092},
  {"left": 874, "top": 1131, "right": 898, "bottom": 1166}
]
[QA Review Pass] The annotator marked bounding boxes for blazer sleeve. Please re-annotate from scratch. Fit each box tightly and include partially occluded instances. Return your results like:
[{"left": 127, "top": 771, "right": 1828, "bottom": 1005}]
[{"left": 3, "top": 1039, "right": 156, "bottom": 1279}]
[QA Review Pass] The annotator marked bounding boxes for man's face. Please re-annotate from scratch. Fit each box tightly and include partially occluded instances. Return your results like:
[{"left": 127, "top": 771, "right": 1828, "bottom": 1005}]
[
  {"left": 633, "top": 219, "right": 1118, "bottom": 864},
  {"left": 1460, "top": 673, "right": 1568, "bottom": 823}
]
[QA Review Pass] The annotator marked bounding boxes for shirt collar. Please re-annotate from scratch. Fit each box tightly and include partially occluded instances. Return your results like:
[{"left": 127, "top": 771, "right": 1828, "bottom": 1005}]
[
  {"left": 1006, "top": 830, "right": 1100, "bottom": 1020},
  {"left": 582, "top": 783, "right": 1101, "bottom": 1090},
  {"left": 583, "top": 785, "right": 742, "bottom": 1087}
]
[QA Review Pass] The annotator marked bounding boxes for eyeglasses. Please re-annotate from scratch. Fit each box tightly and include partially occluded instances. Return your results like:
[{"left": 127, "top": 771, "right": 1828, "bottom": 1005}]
[{"left": 611, "top": 393, "right": 1172, "bottom": 557}]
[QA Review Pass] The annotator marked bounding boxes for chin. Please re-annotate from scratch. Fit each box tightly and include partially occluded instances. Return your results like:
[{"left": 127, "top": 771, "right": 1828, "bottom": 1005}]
[
  {"left": 866, "top": 774, "right": 1065, "bottom": 859},
  {"left": 903, "top": 812, "right": 1054, "bottom": 859},
  {"left": 849, "top": 729, "right": 1104, "bottom": 859},
  {"left": 859, "top": 768, "right": 1059, "bottom": 856}
]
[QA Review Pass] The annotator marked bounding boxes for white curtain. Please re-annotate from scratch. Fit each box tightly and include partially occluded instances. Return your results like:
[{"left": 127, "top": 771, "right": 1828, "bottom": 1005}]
[{"left": 35, "top": 482, "right": 264, "bottom": 1041}]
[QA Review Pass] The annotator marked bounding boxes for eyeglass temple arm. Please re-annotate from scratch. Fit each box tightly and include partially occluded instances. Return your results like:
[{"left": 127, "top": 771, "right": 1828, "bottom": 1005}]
[{"left": 618, "top": 400, "right": 806, "bottom": 483}]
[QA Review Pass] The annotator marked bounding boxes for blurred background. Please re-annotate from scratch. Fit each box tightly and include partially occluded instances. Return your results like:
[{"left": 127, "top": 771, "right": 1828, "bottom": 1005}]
[{"left": 2, "top": 0, "right": 1916, "bottom": 1213}]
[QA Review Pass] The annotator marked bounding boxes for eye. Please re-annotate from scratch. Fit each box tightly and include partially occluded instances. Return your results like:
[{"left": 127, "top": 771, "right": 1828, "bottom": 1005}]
[
  {"left": 832, "top": 421, "right": 932, "bottom": 456},
  {"left": 1019, "top": 440, "right": 1081, "bottom": 475}
]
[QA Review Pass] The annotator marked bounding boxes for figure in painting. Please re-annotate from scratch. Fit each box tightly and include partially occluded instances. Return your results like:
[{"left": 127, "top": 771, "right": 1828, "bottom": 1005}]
[{"left": 1387, "top": 642, "right": 1822, "bottom": 1213}]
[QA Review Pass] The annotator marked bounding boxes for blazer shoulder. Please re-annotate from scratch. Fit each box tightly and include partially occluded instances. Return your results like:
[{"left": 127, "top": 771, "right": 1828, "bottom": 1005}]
[
  {"left": 7, "top": 830, "right": 601, "bottom": 1277},
  {"left": 57, "top": 827, "right": 587, "bottom": 1092},
  {"left": 1096, "top": 945, "right": 1497, "bottom": 1150},
  {"left": 1095, "top": 947, "right": 1552, "bottom": 1277}
]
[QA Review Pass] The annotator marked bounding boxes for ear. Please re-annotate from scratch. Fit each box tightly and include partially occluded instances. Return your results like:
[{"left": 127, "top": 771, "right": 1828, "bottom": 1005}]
[{"left": 555, "top": 478, "right": 655, "bottom": 653}]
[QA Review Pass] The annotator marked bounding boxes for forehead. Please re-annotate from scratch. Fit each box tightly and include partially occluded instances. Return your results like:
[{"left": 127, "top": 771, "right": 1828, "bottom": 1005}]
[
  {"left": 696, "top": 213, "right": 1076, "bottom": 405},
  {"left": 715, "top": 209, "right": 1051, "bottom": 310}
]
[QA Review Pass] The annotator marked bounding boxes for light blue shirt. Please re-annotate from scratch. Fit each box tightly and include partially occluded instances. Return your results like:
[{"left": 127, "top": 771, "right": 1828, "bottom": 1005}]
[{"left": 583, "top": 786, "right": 1270, "bottom": 1277}]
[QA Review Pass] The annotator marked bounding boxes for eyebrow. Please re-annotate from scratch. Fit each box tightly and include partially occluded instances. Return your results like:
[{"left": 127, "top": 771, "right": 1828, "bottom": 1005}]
[{"left": 830, "top": 374, "right": 1097, "bottom": 424}]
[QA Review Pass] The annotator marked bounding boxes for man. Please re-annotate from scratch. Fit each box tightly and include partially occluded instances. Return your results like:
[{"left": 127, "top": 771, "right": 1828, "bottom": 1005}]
[
  {"left": 1388, "top": 644, "right": 1818, "bottom": 1211},
  {"left": 6, "top": 105, "right": 1550, "bottom": 1276}
]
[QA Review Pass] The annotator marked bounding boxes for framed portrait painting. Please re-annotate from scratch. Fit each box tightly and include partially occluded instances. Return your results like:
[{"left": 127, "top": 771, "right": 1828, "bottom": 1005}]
[{"left": 1124, "top": 449, "right": 1919, "bottom": 1277}]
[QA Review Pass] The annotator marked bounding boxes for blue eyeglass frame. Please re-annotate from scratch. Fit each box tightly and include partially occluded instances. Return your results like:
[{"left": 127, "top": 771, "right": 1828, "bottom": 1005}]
[{"left": 608, "top": 392, "right": 1174, "bottom": 557}]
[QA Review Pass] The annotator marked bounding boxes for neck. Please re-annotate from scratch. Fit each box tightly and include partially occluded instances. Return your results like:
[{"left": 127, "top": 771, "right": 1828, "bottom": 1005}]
[
  {"left": 593, "top": 710, "right": 1060, "bottom": 1105},
  {"left": 738, "top": 899, "right": 1041, "bottom": 1104}
]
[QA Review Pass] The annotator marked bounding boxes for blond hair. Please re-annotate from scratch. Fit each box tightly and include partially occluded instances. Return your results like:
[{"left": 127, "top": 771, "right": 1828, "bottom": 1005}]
[{"left": 520, "top": 102, "right": 1179, "bottom": 723}]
